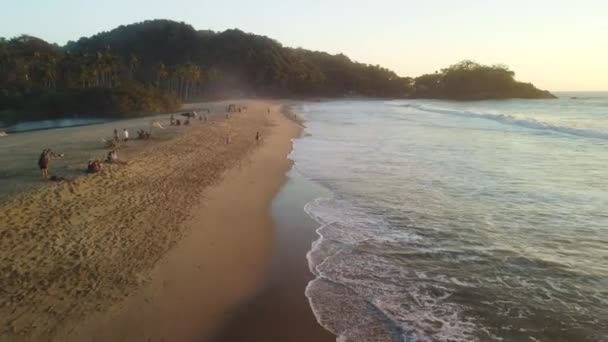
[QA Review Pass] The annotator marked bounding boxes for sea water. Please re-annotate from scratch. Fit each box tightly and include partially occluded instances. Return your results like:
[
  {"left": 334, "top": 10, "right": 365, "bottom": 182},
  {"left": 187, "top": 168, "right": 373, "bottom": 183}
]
[{"left": 290, "top": 93, "right": 608, "bottom": 341}]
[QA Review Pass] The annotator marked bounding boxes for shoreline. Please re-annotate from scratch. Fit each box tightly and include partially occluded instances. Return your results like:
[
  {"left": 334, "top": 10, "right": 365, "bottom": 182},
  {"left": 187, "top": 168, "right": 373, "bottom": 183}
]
[
  {"left": 209, "top": 166, "right": 335, "bottom": 342},
  {"left": 55, "top": 101, "right": 302, "bottom": 341},
  {"left": 0, "top": 100, "right": 317, "bottom": 341}
]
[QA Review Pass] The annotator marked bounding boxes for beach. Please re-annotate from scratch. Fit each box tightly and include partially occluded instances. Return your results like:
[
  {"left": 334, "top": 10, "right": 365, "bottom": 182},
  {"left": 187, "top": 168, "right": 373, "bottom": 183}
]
[
  {"left": 210, "top": 168, "right": 335, "bottom": 342},
  {"left": 0, "top": 100, "right": 330, "bottom": 341}
]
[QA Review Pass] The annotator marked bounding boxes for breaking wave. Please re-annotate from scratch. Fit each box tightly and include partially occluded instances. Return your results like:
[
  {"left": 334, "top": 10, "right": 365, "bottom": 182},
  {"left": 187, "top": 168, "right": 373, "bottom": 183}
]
[{"left": 401, "top": 103, "right": 608, "bottom": 140}]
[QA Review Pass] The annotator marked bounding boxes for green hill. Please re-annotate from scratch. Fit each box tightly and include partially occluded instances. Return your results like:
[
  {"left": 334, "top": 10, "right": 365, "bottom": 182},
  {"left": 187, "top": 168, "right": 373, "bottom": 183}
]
[{"left": 0, "top": 20, "right": 554, "bottom": 123}]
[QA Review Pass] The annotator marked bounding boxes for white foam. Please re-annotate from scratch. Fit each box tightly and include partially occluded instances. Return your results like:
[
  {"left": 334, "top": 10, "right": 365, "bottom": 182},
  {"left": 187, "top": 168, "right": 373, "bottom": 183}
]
[
  {"left": 303, "top": 194, "right": 479, "bottom": 341},
  {"left": 406, "top": 103, "right": 608, "bottom": 140}
]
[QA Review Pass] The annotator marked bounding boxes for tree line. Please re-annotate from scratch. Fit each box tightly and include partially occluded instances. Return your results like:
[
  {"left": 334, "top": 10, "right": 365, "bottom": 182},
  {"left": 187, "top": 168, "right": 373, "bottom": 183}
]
[
  {"left": 0, "top": 20, "right": 554, "bottom": 123},
  {"left": 412, "top": 60, "right": 555, "bottom": 100}
]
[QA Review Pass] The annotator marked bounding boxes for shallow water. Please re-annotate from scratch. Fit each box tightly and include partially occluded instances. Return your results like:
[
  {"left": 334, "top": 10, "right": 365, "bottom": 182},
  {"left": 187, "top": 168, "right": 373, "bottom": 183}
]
[
  {"left": 292, "top": 93, "right": 608, "bottom": 341},
  {"left": 3, "top": 117, "right": 112, "bottom": 133}
]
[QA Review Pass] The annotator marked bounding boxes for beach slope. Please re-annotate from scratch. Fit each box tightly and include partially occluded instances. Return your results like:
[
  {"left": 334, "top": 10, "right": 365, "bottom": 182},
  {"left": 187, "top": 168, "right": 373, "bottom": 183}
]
[{"left": 0, "top": 101, "right": 300, "bottom": 341}]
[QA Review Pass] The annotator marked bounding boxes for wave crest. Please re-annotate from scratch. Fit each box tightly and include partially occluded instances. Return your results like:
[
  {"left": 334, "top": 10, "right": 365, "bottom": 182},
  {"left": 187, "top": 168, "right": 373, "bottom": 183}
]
[{"left": 402, "top": 103, "right": 608, "bottom": 140}]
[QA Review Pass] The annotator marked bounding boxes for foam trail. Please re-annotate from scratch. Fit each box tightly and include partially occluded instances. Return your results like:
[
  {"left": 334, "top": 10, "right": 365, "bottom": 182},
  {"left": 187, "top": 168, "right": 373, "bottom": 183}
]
[{"left": 404, "top": 103, "right": 608, "bottom": 140}]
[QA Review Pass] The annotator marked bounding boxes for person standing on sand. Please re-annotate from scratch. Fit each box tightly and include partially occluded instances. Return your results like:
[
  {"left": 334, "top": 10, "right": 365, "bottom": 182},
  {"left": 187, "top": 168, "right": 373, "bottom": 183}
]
[
  {"left": 113, "top": 129, "right": 119, "bottom": 143},
  {"left": 38, "top": 148, "right": 51, "bottom": 178},
  {"left": 255, "top": 131, "right": 260, "bottom": 144},
  {"left": 38, "top": 148, "right": 62, "bottom": 179},
  {"left": 123, "top": 128, "right": 129, "bottom": 142}
]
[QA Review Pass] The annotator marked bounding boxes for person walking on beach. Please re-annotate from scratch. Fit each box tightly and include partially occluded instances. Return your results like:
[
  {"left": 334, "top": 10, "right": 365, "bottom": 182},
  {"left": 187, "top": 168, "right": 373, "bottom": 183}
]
[
  {"left": 113, "top": 129, "right": 119, "bottom": 143},
  {"left": 123, "top": 128, "right": 129, "bottom": 142},
  {"left": 255, "top": 131, "right": 260, "bottom": 144}
]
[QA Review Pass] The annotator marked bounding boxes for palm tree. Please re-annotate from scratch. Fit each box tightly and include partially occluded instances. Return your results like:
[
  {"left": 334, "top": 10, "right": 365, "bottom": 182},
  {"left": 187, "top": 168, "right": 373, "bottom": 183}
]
[
  {"left": 129, "top": 53, "right": 139, "bottom": 80},
  {"left": 184, "top": 63, "right": 202, "bottom": 99},
  {"left": 42, "top": 56, "right": 57, "bottom": 88},
  {"left": 156, "top": 62, "right": 168, "bottom": 89}
]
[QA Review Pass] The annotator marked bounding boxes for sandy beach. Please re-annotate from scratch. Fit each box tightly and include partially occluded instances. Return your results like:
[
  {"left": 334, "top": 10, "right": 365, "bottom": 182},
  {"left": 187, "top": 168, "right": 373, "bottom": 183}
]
[
  {"left": 0, "top": 100, "right": 330, "bottom": 341},
  {"left": 211, "top": 168, "right": 335, "bottom": 342}
]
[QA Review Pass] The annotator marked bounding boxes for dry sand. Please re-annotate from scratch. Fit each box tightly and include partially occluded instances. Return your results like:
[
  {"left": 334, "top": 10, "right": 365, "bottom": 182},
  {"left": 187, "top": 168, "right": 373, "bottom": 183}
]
[{"left": 0, "top": 100, "right": 301, "bottom": 341}]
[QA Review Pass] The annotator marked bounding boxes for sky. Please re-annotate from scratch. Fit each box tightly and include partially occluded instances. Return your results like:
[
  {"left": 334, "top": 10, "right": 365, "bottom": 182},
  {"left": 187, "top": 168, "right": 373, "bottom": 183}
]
[{"left": 2, "top": 0, "right": 607, "bottom": 91}]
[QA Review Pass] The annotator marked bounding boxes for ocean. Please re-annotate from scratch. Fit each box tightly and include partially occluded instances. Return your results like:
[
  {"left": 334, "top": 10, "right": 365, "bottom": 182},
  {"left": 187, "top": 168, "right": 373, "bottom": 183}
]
[{"left": 290, "top": 93, "right": 608, "bottom": 341}]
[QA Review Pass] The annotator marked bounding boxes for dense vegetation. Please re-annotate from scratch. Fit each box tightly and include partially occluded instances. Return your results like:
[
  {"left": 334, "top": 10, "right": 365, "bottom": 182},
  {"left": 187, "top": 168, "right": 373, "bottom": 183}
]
[
  {"left": 0, "top": 20, "right": 554, "bottom": 124},
  {"left": 413, "top": 60, "right": 556, "bottom": 100}
]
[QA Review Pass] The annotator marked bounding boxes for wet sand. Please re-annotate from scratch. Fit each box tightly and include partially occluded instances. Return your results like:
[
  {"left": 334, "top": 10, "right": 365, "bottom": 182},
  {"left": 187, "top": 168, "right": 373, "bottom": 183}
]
[{"left": 211, "top": 168, "right": 334, "bottom": 342}]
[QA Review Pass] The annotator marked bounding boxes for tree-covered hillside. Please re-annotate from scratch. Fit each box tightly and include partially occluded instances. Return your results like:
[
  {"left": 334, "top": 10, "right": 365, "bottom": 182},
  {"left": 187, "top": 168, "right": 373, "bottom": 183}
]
[
  {"left": 0, "top": 20, "right": 554, "bottom": 123},
  {"left": 412, "top": 60, "right": 556, "bottom": 100}
]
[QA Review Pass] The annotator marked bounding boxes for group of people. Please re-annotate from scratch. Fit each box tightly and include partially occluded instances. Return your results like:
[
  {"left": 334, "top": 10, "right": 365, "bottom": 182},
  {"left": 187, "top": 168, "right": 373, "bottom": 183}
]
[
  {"left": 113, "top": 128, "right": 129, "bottom": 143},
  {"left": 86, "top": 148, "right": 127, "bottom": 174},
  {"left": 170, "top": 110, "right": 213, "bottom": 126},
  {"left": 39, "top": 147, "right": 126, "bottom": 179},
  {"left": 137, "top": 129, "right": 152, "bottom": 139},
  {"left": 86, "top": 159, "right": 104, "bottom": 174},
  {"left": 39, "top": 126, "right": 133, "bottom": 179},
  {"left": 89, "top": 128, "right": 134, "bottom": 174},
  {"left": 37, "top": 107, "right": 264, "bottom": 180},
  {"left": 170, "top": 114, "right": 186, "bottom": 126}
]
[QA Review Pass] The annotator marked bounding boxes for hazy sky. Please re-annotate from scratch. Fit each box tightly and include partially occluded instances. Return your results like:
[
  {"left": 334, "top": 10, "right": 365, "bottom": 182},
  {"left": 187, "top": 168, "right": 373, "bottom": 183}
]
[{"left": 2, "top": 0, "right": 607, "bottom": 91}]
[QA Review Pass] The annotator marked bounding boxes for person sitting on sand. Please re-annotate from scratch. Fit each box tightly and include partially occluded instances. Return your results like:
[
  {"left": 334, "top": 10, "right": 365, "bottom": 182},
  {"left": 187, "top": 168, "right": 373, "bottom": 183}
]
[
  {"left": 87, "top": 160, "right": 104, "bottom": 174},
  {"left": 87, "top": 160, "right": 96, "bottom": 174},
  {"left": 106, "top": 150, "right": 118, "bottom": 163},
  {"left": 106, "top": 150, "right": 127, "bottom": 165}
]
